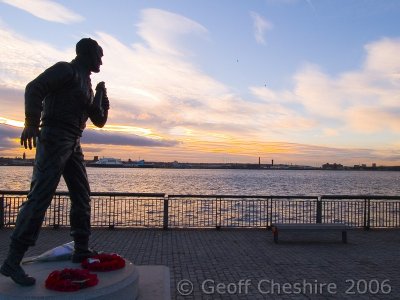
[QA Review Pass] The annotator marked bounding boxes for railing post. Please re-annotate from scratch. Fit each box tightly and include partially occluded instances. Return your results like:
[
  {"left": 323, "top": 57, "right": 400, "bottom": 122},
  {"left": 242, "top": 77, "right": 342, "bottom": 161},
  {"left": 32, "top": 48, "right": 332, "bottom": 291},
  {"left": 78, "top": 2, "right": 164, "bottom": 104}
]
[
  {"left": 53, "top": 195, "right": 60, "bottom": 229},
  {"left": 270, "top": 197, "right": 274, "bottom": 228},
  {"left": 0, "top": 194, "right": 4, "bottom": 229},
  {"left": 109, "top": 196, "right": 115, "bottom": 230},
  {"left": 216, "top": 197, "right": 221, "bottom": 230},
  {"left": 163, "top": 195, "right": 169, "bottom": 230},
  {"left": 266, "top": 197, "right": 270, "bottom": 230},
  {"left": 316, "top": 197, "right": 322, "bottom": 223},
  {"left": 364, "top": 198, "right": 371, "bottom": 230}
]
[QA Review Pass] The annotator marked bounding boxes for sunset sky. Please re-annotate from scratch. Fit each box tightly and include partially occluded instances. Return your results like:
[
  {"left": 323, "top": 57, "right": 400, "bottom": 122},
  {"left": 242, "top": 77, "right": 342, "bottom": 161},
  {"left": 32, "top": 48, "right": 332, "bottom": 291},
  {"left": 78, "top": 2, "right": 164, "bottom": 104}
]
[{"left": 1, "top": 0, "right": 400, "bottom": 166}]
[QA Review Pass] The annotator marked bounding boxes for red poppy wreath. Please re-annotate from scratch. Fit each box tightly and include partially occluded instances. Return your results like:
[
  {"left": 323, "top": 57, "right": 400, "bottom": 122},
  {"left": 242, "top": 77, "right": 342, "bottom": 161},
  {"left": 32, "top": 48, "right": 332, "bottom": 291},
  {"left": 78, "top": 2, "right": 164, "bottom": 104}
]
[
  {"left": 81, "top": 253, "right": 125, "bottom": 271},
  {"left": 45, "top": 268, "right": 98, "bottom": 292}
]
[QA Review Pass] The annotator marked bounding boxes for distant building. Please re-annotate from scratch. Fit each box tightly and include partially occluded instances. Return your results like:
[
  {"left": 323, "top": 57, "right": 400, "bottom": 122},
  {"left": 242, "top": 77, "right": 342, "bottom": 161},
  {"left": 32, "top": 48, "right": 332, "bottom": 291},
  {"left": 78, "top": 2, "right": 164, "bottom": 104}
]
[{"left": 322, "top": 163, "right": 344, "bottom": 170}]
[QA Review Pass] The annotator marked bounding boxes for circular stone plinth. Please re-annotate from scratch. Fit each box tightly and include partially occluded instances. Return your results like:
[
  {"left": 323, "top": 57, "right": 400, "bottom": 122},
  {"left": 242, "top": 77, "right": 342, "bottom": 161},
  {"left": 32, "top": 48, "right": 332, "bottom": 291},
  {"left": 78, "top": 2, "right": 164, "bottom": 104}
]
[{"left": 0, "top": 259, "right": 139, "bottom": 300}]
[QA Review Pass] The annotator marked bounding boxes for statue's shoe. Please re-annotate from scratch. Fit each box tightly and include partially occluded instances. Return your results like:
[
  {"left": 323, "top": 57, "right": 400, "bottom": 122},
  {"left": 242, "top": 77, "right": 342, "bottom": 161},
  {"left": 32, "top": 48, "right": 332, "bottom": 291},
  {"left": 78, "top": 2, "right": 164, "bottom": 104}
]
[
  {"left": 71, "top": 248, "right": 98, "bottom": 263},
  {"left": 0, "top": 260, "right": 36, "bottom": 286}
]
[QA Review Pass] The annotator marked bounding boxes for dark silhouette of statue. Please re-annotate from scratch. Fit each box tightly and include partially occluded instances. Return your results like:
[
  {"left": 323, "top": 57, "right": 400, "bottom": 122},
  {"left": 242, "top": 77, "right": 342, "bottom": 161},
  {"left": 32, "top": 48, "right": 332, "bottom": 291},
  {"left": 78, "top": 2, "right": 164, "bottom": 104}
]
[{"left": 0, "top": 38, "right": 109, "bottom": 286}]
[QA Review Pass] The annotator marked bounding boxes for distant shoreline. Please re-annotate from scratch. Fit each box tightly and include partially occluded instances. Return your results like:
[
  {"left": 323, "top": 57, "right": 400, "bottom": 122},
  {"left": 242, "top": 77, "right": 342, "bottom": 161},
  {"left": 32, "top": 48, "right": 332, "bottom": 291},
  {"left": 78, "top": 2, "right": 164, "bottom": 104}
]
[{"left": 1, "top": 159, "right": 400, "bottom": 171}]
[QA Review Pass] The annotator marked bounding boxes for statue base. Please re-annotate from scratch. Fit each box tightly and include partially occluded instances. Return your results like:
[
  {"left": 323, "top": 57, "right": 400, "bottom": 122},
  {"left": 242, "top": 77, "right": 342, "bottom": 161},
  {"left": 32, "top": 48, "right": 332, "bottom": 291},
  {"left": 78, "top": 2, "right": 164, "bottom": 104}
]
[{"left": 0, "top": 260, "right": 170, "bottom": 299}]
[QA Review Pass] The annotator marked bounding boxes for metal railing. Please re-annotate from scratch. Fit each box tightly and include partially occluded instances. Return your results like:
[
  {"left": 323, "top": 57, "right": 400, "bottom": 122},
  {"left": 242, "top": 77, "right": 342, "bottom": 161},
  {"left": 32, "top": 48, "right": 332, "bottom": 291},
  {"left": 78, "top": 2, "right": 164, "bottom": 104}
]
[
  {"left": 320, "top": 195, "right": 400, "bottom": 229},
  {"left": 166, "top": 195, "right": 319, "bottom": 229},
  {"left": 0, "top": 191, "right": 399, "bottom": 229}
]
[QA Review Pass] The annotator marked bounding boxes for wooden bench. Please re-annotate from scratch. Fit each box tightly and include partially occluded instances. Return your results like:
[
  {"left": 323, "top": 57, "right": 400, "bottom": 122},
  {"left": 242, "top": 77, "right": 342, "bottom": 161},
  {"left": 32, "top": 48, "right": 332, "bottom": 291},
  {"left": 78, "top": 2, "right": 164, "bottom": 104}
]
[{"left": 271, "top": 223, "right": 348, "bottom": 243}]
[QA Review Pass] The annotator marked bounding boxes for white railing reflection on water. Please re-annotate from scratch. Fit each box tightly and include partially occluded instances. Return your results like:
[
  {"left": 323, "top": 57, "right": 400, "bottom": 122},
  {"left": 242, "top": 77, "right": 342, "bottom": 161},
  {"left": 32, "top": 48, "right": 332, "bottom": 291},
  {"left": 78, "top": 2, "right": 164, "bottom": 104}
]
[{"left": 0, "top": 191, "right": 399, "bottom": 229}]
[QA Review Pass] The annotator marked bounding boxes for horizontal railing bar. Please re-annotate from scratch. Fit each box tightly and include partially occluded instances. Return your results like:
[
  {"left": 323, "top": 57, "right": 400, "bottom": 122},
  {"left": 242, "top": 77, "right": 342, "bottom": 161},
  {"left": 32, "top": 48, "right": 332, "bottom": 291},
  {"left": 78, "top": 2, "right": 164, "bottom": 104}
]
[
  {"left": 0, "top": 191, "right": 165, "bottom": 197},
  {"left": 168, "top": 195, "right": 318, "bottom": 199},
  {"left": 321, "top": 195, "right": 400, "bottom": 200},
  {"left": 91, "top": 192, "right": 165, "bottom": 197},
  {"left": 1, "top": 191, "right": 399, "bottom": 200}
]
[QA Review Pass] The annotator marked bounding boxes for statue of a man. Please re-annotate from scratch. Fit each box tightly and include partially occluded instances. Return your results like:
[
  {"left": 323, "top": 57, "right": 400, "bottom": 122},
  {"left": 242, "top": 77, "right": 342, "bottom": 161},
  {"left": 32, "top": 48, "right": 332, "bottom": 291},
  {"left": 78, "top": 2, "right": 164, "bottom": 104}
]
[{"left": 0, "top": 38, "right": 109, "bottom": 286}]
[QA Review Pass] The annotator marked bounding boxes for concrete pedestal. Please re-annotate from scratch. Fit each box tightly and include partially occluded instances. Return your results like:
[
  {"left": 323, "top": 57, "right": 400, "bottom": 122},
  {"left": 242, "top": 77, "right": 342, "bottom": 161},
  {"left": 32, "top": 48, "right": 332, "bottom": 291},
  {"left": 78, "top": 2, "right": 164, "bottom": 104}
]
[
  {"left": 136, "top": 265, "right": 170, "bottom": 300},
  {"left": 0, "top": 260, "right": 170, "bottom": 300}
]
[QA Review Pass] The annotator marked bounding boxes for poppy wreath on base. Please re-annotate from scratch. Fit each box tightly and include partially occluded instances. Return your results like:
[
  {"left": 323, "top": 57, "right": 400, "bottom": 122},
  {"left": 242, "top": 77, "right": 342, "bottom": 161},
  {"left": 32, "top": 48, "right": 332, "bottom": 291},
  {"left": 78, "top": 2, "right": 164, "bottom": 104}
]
[
  {"left": 81, "top": 253, "right": 125, "bottom": 271},
  {"left": 45, "top": 268, "right": 98, "bottom": 292}
]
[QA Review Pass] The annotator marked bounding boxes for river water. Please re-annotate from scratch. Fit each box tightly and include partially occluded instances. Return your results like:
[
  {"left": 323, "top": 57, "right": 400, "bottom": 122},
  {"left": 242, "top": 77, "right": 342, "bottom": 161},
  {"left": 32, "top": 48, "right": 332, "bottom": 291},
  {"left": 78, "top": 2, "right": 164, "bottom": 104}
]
[{"left": 1, "top": 166, "right": 400, "bottom": 196}]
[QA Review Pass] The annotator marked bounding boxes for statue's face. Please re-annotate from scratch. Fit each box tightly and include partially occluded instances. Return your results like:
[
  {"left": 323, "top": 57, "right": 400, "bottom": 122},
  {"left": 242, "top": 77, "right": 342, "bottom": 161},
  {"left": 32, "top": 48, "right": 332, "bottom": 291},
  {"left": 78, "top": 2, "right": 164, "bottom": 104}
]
[{"left": 89, "top": 46, "right": 103, "bottom": 73}]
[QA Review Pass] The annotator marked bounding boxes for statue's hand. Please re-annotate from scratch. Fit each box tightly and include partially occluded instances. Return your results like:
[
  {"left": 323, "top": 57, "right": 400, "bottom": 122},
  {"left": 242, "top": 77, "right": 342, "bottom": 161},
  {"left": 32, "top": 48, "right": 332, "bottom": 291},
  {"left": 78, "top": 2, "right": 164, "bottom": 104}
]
[
  {"left": 95, "top": 81, "right": 109, "bottom": 111},
  {"left": 20, "top": 126, "right": 40, "bottom": 150},
  {"left": 95, "top": 81, "right": 106, "bottom": 93}
]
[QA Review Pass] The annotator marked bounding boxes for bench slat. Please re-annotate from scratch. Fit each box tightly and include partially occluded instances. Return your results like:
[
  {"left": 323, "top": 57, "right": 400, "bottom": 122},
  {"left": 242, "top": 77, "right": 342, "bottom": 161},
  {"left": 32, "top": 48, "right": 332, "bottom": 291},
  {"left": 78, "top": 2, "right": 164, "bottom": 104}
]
[
  {"left": 272, "top": 223, "right": 347, "bottom": 230},
  {"left": 271, "top": 223, "right": 348, "bottom": 243}
]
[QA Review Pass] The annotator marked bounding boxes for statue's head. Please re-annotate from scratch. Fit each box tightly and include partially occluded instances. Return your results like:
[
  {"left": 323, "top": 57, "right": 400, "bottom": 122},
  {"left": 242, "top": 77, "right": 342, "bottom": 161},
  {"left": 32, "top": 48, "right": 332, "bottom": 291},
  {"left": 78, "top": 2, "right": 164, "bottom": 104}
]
[{"left": 76, "top": 38, "right": 103, "bottom": 73}]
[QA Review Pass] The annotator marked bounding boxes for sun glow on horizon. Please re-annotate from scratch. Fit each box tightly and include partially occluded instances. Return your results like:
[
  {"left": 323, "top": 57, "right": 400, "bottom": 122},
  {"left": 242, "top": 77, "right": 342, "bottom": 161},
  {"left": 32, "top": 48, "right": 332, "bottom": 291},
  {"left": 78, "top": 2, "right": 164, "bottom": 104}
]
[
  {"left": 0, "top": 117, "right": 24, "bottom": 128},
  {"left": 87, "top": 124, "right": 153, "bottom": 136}
]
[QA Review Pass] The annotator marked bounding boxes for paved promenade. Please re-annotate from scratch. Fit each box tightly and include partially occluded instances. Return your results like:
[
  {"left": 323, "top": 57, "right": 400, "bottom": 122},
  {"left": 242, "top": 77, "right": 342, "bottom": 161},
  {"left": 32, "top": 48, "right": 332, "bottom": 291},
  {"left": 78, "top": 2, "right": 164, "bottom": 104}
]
[{"left": 0, "top": 228, "right": 399, "bottom": 299}]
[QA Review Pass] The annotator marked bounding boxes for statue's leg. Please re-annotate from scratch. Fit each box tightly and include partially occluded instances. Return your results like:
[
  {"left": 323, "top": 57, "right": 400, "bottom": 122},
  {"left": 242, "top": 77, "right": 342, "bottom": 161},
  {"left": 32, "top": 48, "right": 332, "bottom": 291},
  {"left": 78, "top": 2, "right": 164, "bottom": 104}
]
[
  {"left": 63, "top": 141, "right": 95, "bottom": 262},
  {"left": 1, "top": 128, "right": 73, "bottom": 285},
  {"left": 11, "top": 142, "right": 64, "bottom": 246}
]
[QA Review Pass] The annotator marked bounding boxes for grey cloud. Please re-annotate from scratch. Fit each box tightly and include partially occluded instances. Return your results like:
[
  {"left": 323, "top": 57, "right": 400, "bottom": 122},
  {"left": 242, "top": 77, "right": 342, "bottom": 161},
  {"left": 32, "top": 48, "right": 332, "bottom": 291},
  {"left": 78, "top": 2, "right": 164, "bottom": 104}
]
[
  {"left": 0, "top": 124, "right": 20, "bottom": 148},
  {"left": 82, "top": 129, "right": 179, "bottom": 147},
  {"left": 0, "top": 124, "right": 20, "bottom": 136}
]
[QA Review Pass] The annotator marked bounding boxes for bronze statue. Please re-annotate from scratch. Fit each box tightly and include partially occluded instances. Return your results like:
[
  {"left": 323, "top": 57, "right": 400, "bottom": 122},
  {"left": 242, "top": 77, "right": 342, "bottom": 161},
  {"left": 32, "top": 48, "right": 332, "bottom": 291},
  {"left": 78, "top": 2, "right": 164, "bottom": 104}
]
[{"left": 0, "top": 38, "right": 109, "bottom": 286}]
